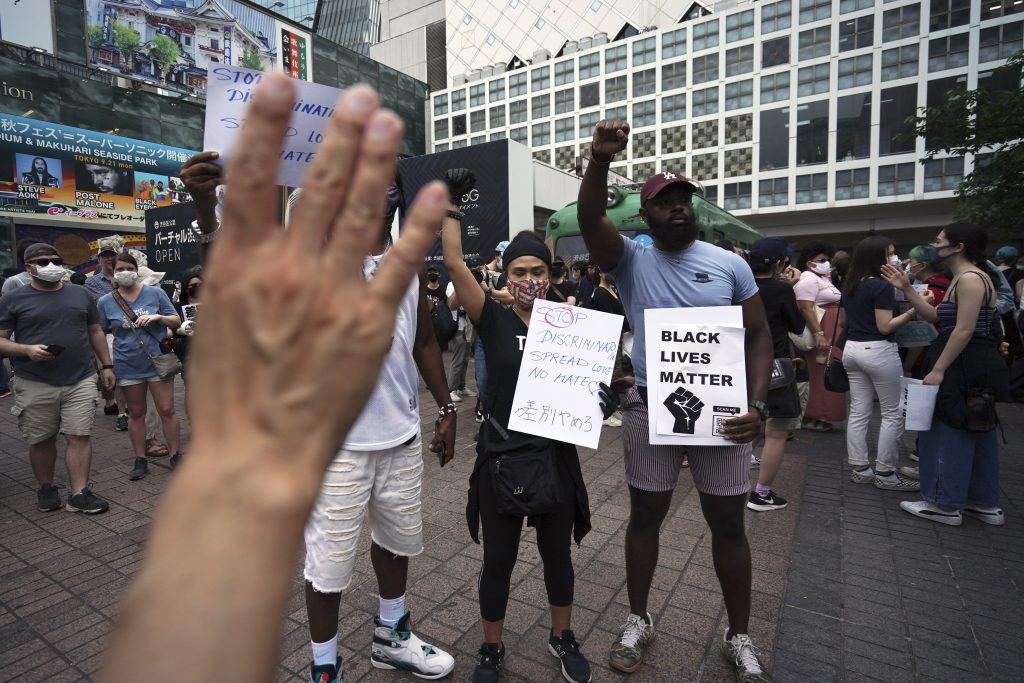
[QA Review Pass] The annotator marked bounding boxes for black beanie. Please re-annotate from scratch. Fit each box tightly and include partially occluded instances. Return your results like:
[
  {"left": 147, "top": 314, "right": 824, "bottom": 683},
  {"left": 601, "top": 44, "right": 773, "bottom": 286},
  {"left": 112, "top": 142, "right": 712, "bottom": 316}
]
[{"left": 501, "top": 235, "right": 552, "bottom": 272}]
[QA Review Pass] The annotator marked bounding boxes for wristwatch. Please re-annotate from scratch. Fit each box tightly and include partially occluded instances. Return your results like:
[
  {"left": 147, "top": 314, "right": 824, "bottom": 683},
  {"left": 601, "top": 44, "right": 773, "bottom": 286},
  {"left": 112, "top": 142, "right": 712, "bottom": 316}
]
[
  {"left": 189, "top": 219, "right": 221, "bottom": 244},
  {"left": 749, "top": 400, "right": 768, "bottom": 421},
  {"left": 101, "top": 364, "right": 114, "bottom": 369}
]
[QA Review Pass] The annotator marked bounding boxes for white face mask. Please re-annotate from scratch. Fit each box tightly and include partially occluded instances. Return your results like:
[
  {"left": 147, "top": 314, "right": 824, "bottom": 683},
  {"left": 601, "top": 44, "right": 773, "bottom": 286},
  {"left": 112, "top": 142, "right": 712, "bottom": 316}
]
[
  {"left": 811, "top": 261, "right": 831, "bottom": 276},
  {"left": 888, "top": 254, "right": 901, "bottom": 268},
  {"left": 114, "top": 271, "right": 139, "bottom": 287},
  {"left": 34, "top": 263, "right": 65, "bottom": 282}
]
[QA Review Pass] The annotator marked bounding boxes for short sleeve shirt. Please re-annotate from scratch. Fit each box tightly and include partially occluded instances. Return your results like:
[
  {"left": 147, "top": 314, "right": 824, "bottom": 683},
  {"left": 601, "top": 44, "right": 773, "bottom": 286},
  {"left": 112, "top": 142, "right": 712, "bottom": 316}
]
[
  {"left": 84, "top": 272, "right": 114, "bottom": 302},
  {"left": 793, "top": 270, "right": 841, "bottom": 306},
  {"left": 97, "top": 286, "right": 177, "bottom": 380},
  {"left": 843, "top": 278, "right": 896, "bottom": 342},
  {"left": 610, "top": 236, "right": 758, "bottom": 386}
]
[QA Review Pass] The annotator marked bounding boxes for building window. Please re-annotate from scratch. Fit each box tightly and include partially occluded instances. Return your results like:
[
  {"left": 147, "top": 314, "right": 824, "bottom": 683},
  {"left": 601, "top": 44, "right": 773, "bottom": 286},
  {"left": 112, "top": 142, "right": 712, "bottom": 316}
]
[
  {"left": 489, "top": 105, "right": 505, "bottom": 128},
  {"left": 633, "top": 131, "right": 657, "bottom": 158},
  {"left": 796, "top": 173, "right": 828, "bottom": 203},
  {"left": 926, "top": 75, "right": 967, "bottom": 150},
  {"left": 692, "top": 19, "right": 719, "bottom": 51},
  {"left": 606, "top": 76, "right": 626, "bottom": 102},
  {"left": 489, "top": 79, "right": 505, "bottom": 102},
  {"left": 701, "top": 185, "right": 718, "bottom": 204},
  {"left": 725, "top": 80, "right": 754, "bottom": 110},
  {"left": 760, "top": 107, "right": 790, "bottom": 170},
  {"left": 555, "top": 59, "right": 574, "bottom": 86},
  {"left": 836, "top": 93, "right": 871, "bottom": 160},
  {"left": 838, "top": 54, "right": 872, "bottom": 89},
  {"left": 879, "top": 84, "right": 917, "bottom": 155},
  {"left": 662, "top": 28, "right": 687, "bottom": 59},
  {"left": 726, "top": 10, "right": 755, "bottom": 42},
  {"left": 470, "top": 84, "right": 485, "bottom": 107},
  {"left": 555, "top": 117, "right": 574, "bottom": 142},
  {"left": 930, "top": 0, "right": 971, "bottom": 31},
  {"left": 632, "top": 99, "right": 656, "bottom": 127},
  {"left": 662, "top": 125, "right": 687, "bottom": 153},
  {"left": 580, "top": 82, "right": 600, "bottom": 108},
  {"left": 510, "top": 127, "right": 528, "bottom": 145},
  {"left": 928, "top": 33, "right": 970, "bottom": 72},
  {"left": 509, "top": 73, "right": 527, "bottom": 97},
  {"left": 724, "top": 181, "right": 752, "bottom": 209},
  {"left": 761, "top": 72, "right": 791, "bottom": 103},
  {"left": 532, "top": 94, "right": 550, "bottom": 118},
  {"left": 923, "top": 157, "right": 964, "bottom": 191},
  {"left": 762, "top": 37, "right": 790, "bottom": 68},
  {"left": 662, "top": 94, "right": 686, "bottom": 122},
  {"left": 633, "top": 161, "right": 656, "bottom": 180},
  {"left": 533, "top": 149, "right": 550, "bottom": 163},
  {"left": 692, "top": 119, "right": 719, "bottom": 149},
  {"left": 725, "top": 114, "right": 754, "bottom": 144},
  {"left": 471, "top": 110, "right": 486, "bottom": 132},
  {"left": 839, "top": 15, "right": 874, "bottom": 52},
  {"left": 982, "top": 0, "right": 1024, "bottom": 19},
  {"left": 435, "top": 143, "right": 449, "bottom": 152},
  {"left": 510, "top": 99, "right": 527, "bottom": 124},
  {"left": 882, "top": 4, "right": 920, "bottom": 43},
  {"left": 881, "top": 44, "right": 919, "bottom": 81},
  {"left": 532, "top": 122, "right": 551, "bottom": 146},
  {"left": 835, "top": 168, "right": 870, "bottom": 199},
  {"left": 532, "top": 66, "right": 550, "bottom": 91},
  {"left": 798, "top": 63, "right": 830, "bottom": 96},
  {"left": 693, "top": 152, "right": 720, "bottom": 180},
  {"left": 633, "top": 37, "right": 656, "bottom": 66},
  {"left": 840, "top": 0, "right": 874, "bottom": 13},
  {"left": 434, "top": 119, "right": 448, "bottom": 140},
  {"left": 797, "top": 99, "right": 829, "bottom": 165},
  {"left": 434, "top": 94, "right": 448, "bottom": 116},
  {"left": 724, "top": 148, "right": 753, "bottom": 177},
  {"left": 579, "top": 111, "right": 600, "bottom": 138},
  {"left": 726, "top": 45, "right": 754, "bottom": 76},
  {"left": 490, "top": 131, "right": 506, "bottom": 141},
  {"left": 762, "top": 0, "right": 792, "bottom": 33},
  {"left": 980, "top": 22, "right": 1024, "bottom": 63},
  {"left": 555, "top": 88, "right": 574, "bottom": 114},
  {"left": 693, "top": 54, "right": 719, "bottom": 85},
  {"left": 662, "top": 61, "right": 687, "bottom": 91},
  {"left": 692, "top": 87, "right": 719, "bottom": 117},
  {"left": 759, "top": 177, "right": 789, "bottom": 206},
  {"left": 605, "top": 45, "right": 627, "bottom": 73},
  {"left": 471, "top": 135, "right": 487, "bottom": 146},
  {"left": 878, "top": 162, "right": 915, "bottom": 195},
  {"left": 799, "top": 0, "right": 831, "bottom": 24},
  {"left": 799, "top": 26, "right": 831, "bottom": 60},
  {"left": 452, "top": 114, "right": 466, "bottom": 136},
  {"left": 605, "top": 105, "right": 627, "bottom": 120},
  {"left": 210, "top": 38, "right": 219, "bottom": 50},
  {"left": 633, "top": 69, "right": 656, "bottom": 97},
  {"left": 452, "top": 90, "right": 466, "bottom": 111},
  {"left": 580, "top": 53, "right": 600, "bottom": 79}
]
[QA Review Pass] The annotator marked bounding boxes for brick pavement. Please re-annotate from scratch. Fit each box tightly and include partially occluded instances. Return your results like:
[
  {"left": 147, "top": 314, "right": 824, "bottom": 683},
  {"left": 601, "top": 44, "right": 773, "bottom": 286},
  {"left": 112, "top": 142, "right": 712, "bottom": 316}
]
[{"left": 0, "top": 365, "right": 1020, "bottom": 682}]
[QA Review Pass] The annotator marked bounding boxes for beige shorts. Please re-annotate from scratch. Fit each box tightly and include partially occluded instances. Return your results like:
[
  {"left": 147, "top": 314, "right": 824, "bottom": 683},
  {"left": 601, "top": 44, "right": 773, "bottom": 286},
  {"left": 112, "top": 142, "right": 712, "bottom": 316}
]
[
  {"left": 765, "top": 381, "right": 809, "bottom": 433},
  {"left": 11, "top": 374, "right": 98, "bottom": 445}
]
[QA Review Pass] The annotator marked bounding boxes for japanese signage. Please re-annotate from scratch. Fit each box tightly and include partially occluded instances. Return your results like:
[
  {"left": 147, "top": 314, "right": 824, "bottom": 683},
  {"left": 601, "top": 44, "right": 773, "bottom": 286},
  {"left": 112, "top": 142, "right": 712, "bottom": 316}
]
[
  {"left": 508, "top": 304, "right": 623, "bottom": 449},
  {"left": 645, "top": 307, "right": 748, "bottom": 446},
  {"left": 0, "top": 113, "right": 196, "bottom": 228},
  {"left": 0, "top": 0, "right": 54, "bottom": 54},
  {"left": 144, "top": 202, "right": 200, "bottom": 286},
  {"left": 280, "top": 26, "right": 309, "bottom": 80}
]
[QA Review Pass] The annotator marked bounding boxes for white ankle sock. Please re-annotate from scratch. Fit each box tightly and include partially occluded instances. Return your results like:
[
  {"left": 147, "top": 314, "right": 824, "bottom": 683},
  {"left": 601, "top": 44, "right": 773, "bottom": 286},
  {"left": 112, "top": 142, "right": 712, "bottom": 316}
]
[
  {"left": 379, "top": 594, "right": 406, "bottom": 627},
  {"left": 311, "top": 636, "right": 337, "bottom": 667}
]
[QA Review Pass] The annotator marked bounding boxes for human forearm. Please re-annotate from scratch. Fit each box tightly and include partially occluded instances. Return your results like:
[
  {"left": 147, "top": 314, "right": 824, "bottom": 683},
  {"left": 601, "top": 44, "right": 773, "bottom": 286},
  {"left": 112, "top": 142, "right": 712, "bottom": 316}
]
[
  {"left": 89, "top": 328, "right": 112, "bottom": 366},
  {"left": 0, "top": 337, "right": 28, "bottom": 357},
  {"left": 578, "top": 156, "right": 610, "bottom": 234},
  {"left": 413, "top": 339, "right": 451, "bottom": 408}
]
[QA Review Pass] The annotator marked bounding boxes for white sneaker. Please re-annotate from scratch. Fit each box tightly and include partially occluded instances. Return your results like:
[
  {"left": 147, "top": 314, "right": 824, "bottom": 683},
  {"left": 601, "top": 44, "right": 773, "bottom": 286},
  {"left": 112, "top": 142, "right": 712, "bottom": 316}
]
[
  {"left": 721, "top": 630, "right": 772, "bottom": 682},
  {"left": 603, "top": 412, "right": 622, "bottom": 428},
  {"left": 900, "top": 500, "right": 962, "bottom": 526},
  {"left": 458, "top": 387, "right": 476, "bottom": 398},
  {"left": 962, "top": 505, "right": 1004, "bottom": 526},
  {"left": 371, "top": 612, "right": 454, "bottom": 680},
  {"left": 449, "top": 390, "right": 463, "bottom": 403}
]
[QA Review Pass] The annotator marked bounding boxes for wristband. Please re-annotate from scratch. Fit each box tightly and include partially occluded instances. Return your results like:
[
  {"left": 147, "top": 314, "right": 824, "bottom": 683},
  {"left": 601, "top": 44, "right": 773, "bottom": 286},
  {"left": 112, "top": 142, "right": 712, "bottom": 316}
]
[
  {"left": 102, "top": 364, "right": 114, "bottom": 369},
  {"left": 814, "top": 331, "right": 825, "bottom": 337},
  {"left": 446, "top": 209, "right": 465, "bottom": 221},
  {"left": 438, "top": 403, "right": 457, "bottom": 418},
  {"left": 189, "top": 219, "right": 221, "bottom": 244}
]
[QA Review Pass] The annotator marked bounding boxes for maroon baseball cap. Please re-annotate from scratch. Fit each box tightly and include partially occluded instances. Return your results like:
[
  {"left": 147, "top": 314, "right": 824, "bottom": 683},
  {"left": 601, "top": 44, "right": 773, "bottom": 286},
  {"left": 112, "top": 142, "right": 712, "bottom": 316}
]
[{"left": 640, "top": 171, "right": 699, "bottom": 206}]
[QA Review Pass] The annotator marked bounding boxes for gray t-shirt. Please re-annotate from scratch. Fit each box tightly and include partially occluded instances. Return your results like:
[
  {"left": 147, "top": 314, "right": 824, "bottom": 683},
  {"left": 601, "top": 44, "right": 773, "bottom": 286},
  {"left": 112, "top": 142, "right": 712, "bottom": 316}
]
[
  {"left": 0, "top": 283, "right": 100, "bottom": 386},
  {"left": 1, "top": 271, "right": 32, "bottom": 295}
]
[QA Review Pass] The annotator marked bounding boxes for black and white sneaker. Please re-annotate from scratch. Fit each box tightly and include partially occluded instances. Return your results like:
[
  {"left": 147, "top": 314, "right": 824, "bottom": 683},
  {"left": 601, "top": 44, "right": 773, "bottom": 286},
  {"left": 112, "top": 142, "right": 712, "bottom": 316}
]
[
  {"left": 309, "top": 656, "right": 343, "bottom": 683},
  {"left": 747, "top": 490, "right": 787, "bottom": 512},
  {"left": 548, "top": 629, "right": 591, "bottom": 682},
  {"left": 900, "top": 500, "right": 962, "bottom": 526},
  {"left": 65, "top": 487, "right": 109, "bottom": 514},
  {"left": 962, "top": 505, "right": 1004, "bottom": 526},
  {"left": 472, "top": 642, "right": 504, "bottom": 683}
]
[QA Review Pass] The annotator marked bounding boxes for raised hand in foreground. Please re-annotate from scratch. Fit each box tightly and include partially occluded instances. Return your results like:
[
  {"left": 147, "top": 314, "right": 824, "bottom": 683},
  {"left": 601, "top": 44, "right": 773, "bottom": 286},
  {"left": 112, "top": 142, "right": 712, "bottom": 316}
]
[{"left": 102, "top": 74, "right": 448, "bottom": 683}]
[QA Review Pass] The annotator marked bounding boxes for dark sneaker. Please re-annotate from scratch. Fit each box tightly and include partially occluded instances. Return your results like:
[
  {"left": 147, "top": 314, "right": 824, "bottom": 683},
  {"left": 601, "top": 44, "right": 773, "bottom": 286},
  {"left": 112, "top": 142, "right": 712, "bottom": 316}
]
[
  {"left": 129, "top": 458, "right": 148, "bottom": 481},
  {"left": 747, "top": 490, "right": 788, "bottom": 512},
  {"left": 873, "top": 471, "right": 921, "bottom": 492},
  {"left": 472, "top": 643, "right": 504, "bottom": 683},
  {"left": 721, "top": 630, "right": 772, "bottom": 682},
  {"left": 169, "top": 452, "right": 182, "bottom": 469},
  {"left": 103, "top": 403, "right": 120, "bottom": 416},
  {"left": 370, "top": 611, "right": 454, "bottom": 679},
  {"left": 37, "top": 483, "right": 61, "bottom": 512},
  {"left": 309, "top": 656, "right": 343, "bottom": 683},
  {"left": 65, "top": 487, "right": 109, "bottom": 514},
  {"left": 475, "top": 408, "right": 485, "bottom": 423},
  {"left": 548, "top": 629, "right": 591, "bottom": 682},
  {"left": 608, "top": 612, "right": 655, "bottom": 673},
  {"left": 116, "top": 413, "right": 129, "bottom": 431}
]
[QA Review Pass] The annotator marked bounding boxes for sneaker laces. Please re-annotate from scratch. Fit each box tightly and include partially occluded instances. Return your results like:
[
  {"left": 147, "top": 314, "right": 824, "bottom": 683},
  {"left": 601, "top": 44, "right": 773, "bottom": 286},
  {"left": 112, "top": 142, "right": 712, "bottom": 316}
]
[
  {"left": 477, "top": 645, "right": 501, "bottom": 668},
  {"left": 730, "top": 634, "right": 764, "bottom": 675},
  {"left": 558, "top": 631, "right": 582, "bottom": 656},
  {"left": 618, "top": 615, "right": 647, "bottom": 649}
]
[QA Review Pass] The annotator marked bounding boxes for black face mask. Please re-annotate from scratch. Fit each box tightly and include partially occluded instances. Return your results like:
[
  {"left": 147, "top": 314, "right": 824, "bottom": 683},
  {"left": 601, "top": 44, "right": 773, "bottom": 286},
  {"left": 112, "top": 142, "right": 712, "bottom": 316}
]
[
  {"left": 427, "top": 273, "right": 439, "bottom": 283},
  {"left": 551, "top": 266, "right": 565, "bottom": 278}
]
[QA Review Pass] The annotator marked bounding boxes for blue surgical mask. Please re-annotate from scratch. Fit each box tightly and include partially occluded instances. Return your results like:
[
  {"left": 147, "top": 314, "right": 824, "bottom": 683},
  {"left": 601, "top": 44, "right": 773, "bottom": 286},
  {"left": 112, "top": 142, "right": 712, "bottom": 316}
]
[{"left": 926, "top": 244, "right": 951, "bottom": 265}]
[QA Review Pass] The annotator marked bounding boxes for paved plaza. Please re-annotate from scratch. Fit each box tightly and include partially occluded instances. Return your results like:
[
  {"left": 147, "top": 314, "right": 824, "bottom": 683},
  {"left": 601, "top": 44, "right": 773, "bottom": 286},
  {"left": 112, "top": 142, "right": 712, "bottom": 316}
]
[{"left": 1, "top": 366, "right": 1022, "bottom": 682}]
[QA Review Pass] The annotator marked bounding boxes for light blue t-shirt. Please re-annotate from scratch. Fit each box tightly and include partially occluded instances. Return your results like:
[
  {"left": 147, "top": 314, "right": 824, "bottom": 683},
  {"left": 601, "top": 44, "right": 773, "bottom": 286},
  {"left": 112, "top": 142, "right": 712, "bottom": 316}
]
[
  {"left": 97, "top": 285, "right": 177, "bottom": 380},
  {"left": 610, "top": 236, "right": 758, "bottom": 386}
]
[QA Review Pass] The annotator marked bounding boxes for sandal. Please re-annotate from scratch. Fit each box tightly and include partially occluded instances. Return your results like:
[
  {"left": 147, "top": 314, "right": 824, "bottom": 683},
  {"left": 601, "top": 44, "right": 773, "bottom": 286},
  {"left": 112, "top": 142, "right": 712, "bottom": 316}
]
[
  {"left": 145, "top": 438, "right": 170, "bottom": 458},
  {"left": 681, "top": 456, "right": 690, "bottom": 469}
]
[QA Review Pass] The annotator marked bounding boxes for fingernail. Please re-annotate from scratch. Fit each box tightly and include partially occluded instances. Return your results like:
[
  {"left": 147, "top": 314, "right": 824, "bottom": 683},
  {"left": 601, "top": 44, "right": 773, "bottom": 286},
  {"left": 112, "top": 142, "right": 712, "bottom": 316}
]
[
  {"left": 424, "top": 183, "right": 447, "bottom": 208},
  {"left": 261, "top": 75, "right": 293, "bottom": 102},
  {"left": 346, "top": 88, "right": 377, "bottom": 115},
  {"left": 367, "top": 114, "right": 397, "bottom": 140}
]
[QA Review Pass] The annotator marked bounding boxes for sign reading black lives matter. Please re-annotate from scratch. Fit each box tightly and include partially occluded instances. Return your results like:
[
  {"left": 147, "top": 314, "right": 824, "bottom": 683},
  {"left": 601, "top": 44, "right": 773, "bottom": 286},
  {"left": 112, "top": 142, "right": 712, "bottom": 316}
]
[
  {"left": 645, "top": 307, "right": 748, "bottom": 446},
  {"left": 145, "top": 202, "right": 200, "bottom": 286}
]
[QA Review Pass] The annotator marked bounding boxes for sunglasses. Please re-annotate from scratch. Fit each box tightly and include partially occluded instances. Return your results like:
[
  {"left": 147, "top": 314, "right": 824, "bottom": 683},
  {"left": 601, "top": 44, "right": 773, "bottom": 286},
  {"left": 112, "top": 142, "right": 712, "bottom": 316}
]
[
  {"left": 29, "top": 258, "right": 63, "bottom": 267},
  {"left": 187, "top": 285, "right": 201, "bottom": 295}
]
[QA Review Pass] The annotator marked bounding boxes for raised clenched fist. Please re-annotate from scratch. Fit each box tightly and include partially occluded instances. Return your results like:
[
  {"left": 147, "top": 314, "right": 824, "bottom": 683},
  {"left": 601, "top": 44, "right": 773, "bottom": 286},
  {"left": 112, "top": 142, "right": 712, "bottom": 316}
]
[
  {"left": 664, "top": 386, "right": 704, "bottom": 435},
  {"left": 444, "top": 168, "right": 476, "bottom": 205},
  {"left": 590, "top": 120, "right": 630, "bottom": 162}
]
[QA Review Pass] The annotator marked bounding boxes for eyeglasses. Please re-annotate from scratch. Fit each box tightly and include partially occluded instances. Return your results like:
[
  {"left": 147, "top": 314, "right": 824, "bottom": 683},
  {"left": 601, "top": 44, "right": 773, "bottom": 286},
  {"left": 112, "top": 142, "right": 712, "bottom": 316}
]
[{"left": 29, "top": 258, "right": 63, "bottom": 267}]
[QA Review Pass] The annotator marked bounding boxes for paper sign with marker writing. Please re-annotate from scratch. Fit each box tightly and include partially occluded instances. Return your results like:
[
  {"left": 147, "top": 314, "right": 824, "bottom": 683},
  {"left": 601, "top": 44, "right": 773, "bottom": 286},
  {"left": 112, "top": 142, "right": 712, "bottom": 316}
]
[
  {"left": 645, "top": 307, "right": 747, "bottom": 446},
  {"left": 508, "top": 304, "right": 624, "bottom": 449},
  {"left": 203, "top": 66, "right": 342, "bottom": 188}
]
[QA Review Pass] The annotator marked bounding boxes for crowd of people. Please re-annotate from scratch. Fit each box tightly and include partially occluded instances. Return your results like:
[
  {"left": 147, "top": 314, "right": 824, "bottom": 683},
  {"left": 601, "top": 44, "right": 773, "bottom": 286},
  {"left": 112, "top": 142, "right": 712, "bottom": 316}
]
[{"left": 0, "top": 76, "right": 1017, "bottom": 683}]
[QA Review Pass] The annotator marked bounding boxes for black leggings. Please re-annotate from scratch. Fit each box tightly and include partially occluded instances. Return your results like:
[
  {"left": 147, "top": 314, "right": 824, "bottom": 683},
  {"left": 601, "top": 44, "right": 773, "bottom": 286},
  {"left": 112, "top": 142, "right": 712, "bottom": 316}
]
[{"left": 477, "top": 455, "right": 576, "bottom": 622}]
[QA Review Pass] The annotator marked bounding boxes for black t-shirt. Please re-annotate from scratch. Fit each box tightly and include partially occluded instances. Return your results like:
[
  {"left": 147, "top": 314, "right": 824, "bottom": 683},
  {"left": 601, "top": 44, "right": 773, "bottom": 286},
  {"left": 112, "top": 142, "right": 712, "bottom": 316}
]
[
  {"left": 425, "top": 284, "right": 445, "bottom": 310},
  {"left": 476, "top": 297, "right": 550, "bottom": 452},
  {"left": 546, "top": 279, "right": 575, "bottom": 303},
  {"left": 843, "top": 277, "right": 896, "bottom": 342},
  {"left": 755, "top": 278, "right": 805, "bottom": 358},
  {"left": 590, "top": 286, "right": 630, "bottom": 332}
]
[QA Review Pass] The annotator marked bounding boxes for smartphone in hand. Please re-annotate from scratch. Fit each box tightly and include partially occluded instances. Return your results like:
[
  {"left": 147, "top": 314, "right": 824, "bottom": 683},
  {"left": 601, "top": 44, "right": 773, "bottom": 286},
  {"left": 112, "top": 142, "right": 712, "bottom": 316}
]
[{"left": 45, "top": 344, "right": 65, "bottom": 356}]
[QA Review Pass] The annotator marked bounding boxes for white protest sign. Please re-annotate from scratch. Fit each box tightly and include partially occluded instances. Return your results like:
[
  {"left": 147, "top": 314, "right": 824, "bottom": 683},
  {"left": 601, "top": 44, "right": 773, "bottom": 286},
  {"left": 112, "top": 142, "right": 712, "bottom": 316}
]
[
  {"left": 899, "top": 376, "right": 938, "bottom": 431},
  {"left": 645, "top": 307, "right": 747, "bottom": 446},
  {"left": 203, "top": 66, "right": 342, "bottom": 188},
  {"left": 507, "top": 303, "right": 623, "bottom": 449}
]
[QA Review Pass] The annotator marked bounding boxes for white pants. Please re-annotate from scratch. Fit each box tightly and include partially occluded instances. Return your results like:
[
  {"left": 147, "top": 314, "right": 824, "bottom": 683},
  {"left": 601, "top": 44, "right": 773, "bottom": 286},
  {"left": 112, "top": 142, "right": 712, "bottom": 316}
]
[{"left": 842, "top": 340, "right": 903, "bottom": 472}]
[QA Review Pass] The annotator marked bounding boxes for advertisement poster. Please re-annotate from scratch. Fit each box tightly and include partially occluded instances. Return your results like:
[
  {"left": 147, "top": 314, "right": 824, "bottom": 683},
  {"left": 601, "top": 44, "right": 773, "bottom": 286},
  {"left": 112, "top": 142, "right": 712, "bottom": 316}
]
[
  {"left": 0, "top": 113, "right": 196, "bottom": 228},
  {"left": 85, "top": 0, "right": 313, "bottom": 98},
  {"left": 0, "top": 0, "right": 54, "bottom": 54},
  {"left": 144, "top": 202, "right": 200, "bottom": 286},
  {"left": 13, "top": 224, "right": 147, "bottom": 275}
]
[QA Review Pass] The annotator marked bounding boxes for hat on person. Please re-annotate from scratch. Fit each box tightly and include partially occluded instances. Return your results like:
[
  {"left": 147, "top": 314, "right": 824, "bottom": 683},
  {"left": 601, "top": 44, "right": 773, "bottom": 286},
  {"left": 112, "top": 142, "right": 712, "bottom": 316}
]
[
  {"left": 24, "top": 243, "right": 61, "bottom": 262},
  {"left": 138, "top": 266, "right": 166, "bottom": 287},
  {"left": 640, "top": 171, "right": 699, "bottom": 207},
  {"left": 96, "top": 235, "right": 125, "bottom": 257},
  {"left": 426, "top": 265, "right": 440, "bottom": 273},
  {"left": 495, "top": 240, "right": 510, "bottom": 254},
  {"left": 749, "top": 237, "right": 789, "bottom": 263},
  {"left": 995, "top": 245, "right": 1020, "bottom": 262}
]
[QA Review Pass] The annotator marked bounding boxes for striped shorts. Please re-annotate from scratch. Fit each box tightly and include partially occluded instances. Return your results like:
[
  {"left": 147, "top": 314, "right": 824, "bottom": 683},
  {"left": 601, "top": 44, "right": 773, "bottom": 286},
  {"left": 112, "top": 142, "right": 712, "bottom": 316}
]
[{"left": 622, "top": 387, "right": 752, "bottom": 496}]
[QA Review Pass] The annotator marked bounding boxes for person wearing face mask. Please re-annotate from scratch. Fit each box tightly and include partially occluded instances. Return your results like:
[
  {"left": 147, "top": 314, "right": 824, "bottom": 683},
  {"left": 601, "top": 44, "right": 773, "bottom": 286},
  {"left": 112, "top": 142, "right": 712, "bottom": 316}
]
[
  {"left": 442, "top": 168, "right": 604, "bottom": 683},
  {"left": 96, "top": 253, "right": 182, "bottom": 480},
  {"left": 545, "top": 257, "right": 577, "bottom": 305},
  {"left": 902, "top": 246, "right": 949, "bottom": 378},
  {"left": 793, "top": 240, "right": 846, "bottom": 433},
  {"left": 0, "top": 243, "right": 116, "bottom": 514},
  {"left": 424, "top": 265, "right": 444, "bottom": 308}
]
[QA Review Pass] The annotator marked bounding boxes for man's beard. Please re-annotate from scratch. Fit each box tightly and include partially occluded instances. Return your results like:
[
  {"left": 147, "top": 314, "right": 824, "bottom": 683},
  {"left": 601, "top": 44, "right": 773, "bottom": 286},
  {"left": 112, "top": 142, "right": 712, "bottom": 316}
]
[{"left": 649, "top": 216, "right": 698, "bottom": 251}]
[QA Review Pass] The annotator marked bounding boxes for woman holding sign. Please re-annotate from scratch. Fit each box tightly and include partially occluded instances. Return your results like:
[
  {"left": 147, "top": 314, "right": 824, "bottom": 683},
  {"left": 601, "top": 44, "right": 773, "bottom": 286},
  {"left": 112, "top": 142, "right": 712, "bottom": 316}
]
[{"left": 441, "top": 168, "right": 609, "bottom": 683}]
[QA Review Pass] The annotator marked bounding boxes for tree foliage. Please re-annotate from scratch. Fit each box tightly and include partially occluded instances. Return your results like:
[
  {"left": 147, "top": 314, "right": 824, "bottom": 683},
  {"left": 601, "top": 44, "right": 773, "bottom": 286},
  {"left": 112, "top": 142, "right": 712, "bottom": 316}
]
[
  {"left": 151, "top": 34, "right": 181, "bottom": 75},
  {"left": 87, "top": 25, "right": 104, "bottom": 49},
  {"left": 913, "top": 50, "right": 1024, "bottom": 238},
  {"left": 240, "top": 46, "right": 264, "bottom": 71},
  {"left": 110, "top": 20, "right": 140, "bottom": 72}
]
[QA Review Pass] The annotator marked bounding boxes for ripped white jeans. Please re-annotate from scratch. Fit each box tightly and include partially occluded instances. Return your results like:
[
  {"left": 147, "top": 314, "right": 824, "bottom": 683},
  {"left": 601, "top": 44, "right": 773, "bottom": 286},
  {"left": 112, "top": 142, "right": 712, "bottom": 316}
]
[{"left": 303, "top": 434, "right": 424, "bottom": 593}]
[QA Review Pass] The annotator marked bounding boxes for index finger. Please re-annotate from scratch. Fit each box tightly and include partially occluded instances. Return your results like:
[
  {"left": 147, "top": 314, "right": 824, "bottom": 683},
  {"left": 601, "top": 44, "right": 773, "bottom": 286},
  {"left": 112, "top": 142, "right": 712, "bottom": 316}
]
[{"left": 181, "top": 151, "right": 220, "bottom": 170}]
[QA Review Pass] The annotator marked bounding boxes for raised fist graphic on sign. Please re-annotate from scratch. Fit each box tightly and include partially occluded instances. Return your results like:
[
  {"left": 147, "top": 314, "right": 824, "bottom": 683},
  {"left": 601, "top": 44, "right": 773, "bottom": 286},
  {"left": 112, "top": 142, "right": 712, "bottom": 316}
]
[{"left": 663, "top": 387, "right": 705, "bottom": 435}]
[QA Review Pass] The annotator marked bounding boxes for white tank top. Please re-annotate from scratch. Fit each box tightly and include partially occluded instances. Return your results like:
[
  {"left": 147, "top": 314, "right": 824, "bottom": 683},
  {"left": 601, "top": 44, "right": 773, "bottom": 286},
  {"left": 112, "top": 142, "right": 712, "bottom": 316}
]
[{"left": 343, "top": 254, "right": 421, "bottom": 451}]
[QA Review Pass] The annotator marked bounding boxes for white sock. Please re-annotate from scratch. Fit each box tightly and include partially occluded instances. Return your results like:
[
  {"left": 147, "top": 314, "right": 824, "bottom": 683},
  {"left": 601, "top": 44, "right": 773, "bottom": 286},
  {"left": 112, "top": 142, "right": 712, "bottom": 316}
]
[
  {"left": 379, "top": 594, "right": 406, "bottom": 627},
  {"left": 311, "top": 636, "right": 337, "bottom": 667}
]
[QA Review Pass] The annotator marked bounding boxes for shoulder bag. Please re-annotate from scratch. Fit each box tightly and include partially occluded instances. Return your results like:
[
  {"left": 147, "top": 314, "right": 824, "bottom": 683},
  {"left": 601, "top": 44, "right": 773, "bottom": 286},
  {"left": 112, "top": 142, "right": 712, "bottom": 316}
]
[
  {"left": 767, "top": 357, "right": 802, "bottom": 418},
  {"left": 484, "top": 417, "right": 562, "bottom": 517},
  {"left": 823, "top": 300, "right": 849, "bottom": 393},
  {"left": 112, "top": 291, "right": 182, "bottom": 380}
]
